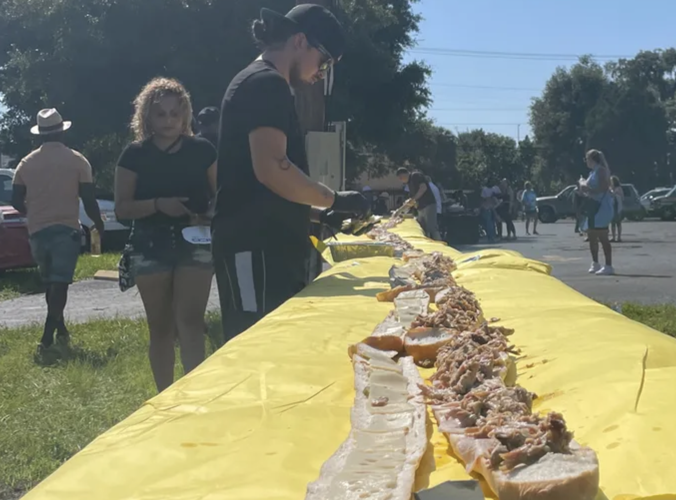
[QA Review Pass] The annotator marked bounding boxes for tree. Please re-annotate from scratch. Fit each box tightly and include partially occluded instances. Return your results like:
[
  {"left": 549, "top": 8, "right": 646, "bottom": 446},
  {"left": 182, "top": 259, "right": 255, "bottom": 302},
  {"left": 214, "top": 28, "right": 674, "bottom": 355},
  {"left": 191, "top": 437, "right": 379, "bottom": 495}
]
[
  {"left": 454, "top": 130, "right": 524, "bottom": 189},
  {"left": 529, "top": 57, "right": 609, "bottom": 186},
  {"left": 530, "top": 51, "right": 676, "bottom": 191},
  {"left": 0, "top": 0, "right": 430, "bottom": 186}
]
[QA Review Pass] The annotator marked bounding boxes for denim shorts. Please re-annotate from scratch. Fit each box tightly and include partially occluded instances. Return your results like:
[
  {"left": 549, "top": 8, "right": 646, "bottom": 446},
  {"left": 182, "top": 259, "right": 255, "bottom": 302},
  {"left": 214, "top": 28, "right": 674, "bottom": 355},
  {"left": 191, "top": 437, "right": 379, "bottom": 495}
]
[
  {"left": 29, "top": 224, "right": 81, "bottom": 284},
  {"left": 128, "top": 224, "right": 212, "bottom": 277}
]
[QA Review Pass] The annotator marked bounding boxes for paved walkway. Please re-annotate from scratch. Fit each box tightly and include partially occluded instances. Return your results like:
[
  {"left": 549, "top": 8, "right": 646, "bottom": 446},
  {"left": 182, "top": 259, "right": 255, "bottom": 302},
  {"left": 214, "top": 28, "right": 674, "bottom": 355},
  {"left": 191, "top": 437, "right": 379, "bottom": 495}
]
[
  {"left": 0, "top": 279, "right": 221, "bottom": 328},
  {"left": 458, "top": 220, "right": 676, "bottom": 305},
  {"left": 3, "top": 220, "right": 675, "bottom": 328}
]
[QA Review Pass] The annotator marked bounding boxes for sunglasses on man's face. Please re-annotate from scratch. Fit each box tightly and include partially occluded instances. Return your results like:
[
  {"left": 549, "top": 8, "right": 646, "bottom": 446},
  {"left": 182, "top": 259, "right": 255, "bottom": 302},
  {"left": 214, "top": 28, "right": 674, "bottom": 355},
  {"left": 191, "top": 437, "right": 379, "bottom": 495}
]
[{"left": 307, "top": 37, "right": 334, "bottom": 76}]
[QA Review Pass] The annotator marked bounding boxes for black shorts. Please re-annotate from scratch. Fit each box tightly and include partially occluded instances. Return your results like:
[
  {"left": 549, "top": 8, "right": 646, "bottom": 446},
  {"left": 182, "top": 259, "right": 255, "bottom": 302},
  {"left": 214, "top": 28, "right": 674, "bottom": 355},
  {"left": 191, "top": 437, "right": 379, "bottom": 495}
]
[
  {"left": 212, "top": 241, "right": 308, "bottom": 344},
  {"left": 587, "top": 213, "right": 608, "bottom": 231}
]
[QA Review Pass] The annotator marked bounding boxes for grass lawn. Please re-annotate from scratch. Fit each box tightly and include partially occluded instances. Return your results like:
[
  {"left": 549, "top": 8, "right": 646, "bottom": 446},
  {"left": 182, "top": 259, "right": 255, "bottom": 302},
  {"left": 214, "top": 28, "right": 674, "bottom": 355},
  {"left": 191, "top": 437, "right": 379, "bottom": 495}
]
[
  {"left": 620, "top": 303, "right": 676, "bottom": 338},
  {"left": 0, "top": 253, "right": 120, "bottom": 302},
  {"left": 0, "top": 313, "right": 223, "bottom": 499},
  {"left": 0, "top": 303, "right": 674, "bottom": 499}
]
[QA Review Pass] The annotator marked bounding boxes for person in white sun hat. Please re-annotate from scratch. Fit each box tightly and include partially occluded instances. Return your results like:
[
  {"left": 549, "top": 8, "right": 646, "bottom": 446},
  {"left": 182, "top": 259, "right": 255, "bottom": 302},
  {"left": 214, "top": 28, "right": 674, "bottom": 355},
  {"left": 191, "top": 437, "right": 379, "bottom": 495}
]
[{"left": 12, "top": 108, "right": 104, "bottom": 353}]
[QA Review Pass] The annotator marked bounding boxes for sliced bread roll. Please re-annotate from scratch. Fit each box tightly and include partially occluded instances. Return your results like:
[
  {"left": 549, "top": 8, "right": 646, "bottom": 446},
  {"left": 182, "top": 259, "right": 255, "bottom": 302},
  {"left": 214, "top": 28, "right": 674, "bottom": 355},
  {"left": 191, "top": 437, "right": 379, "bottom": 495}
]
[
  {"left": 305, "top": 352, "right": 427, "bottom": 500},
  {"left": 404, "top": 327, "right": 455, "bottom": 362},
  {"left": 436, "top": 410, "right": 599, "bottom": 500},
  {"left": 394, "top": 289, "right": 431, "bottom": 326},
  {"left": 360, "top": 313, "right": 407, "bottom": 353}
]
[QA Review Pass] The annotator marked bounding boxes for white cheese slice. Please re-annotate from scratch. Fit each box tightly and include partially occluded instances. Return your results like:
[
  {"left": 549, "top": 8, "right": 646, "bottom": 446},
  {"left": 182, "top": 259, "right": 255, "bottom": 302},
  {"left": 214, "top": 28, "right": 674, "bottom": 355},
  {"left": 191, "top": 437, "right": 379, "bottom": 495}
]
[
  {"left": 355, "top": 411, "right": 413, "bottom": 433},
  {"left": 370, "top": 358, "right": 404, "bottom": 373},
  {"left": 327, "top": 472, "right": 398, "bottom": 500},
  {"left": 369, "top": 383, "right": 409, "bottom": 406},
  {"left": 370, "top": 370, "right": 409, "bottom": 392},
  {"left": 353, "top": 429, "right": 407, "bottom": 451},
  {"left": 368, "top": 402, "right": 415, "bottom": 415}
]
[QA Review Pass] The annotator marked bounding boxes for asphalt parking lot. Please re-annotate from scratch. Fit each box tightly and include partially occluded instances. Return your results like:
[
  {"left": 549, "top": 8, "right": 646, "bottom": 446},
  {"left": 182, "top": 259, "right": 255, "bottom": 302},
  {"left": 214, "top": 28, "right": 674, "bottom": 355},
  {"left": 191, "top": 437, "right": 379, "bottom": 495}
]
[{"left": 459, "top": 219, "right": 676, "bottom": 305}]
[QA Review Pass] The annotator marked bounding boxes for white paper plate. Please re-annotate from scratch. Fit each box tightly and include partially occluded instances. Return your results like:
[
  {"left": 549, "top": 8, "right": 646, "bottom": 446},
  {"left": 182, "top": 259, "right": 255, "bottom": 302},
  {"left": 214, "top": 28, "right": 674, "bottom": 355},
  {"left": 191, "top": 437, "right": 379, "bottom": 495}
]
[{"left": 182, "top": 226, "right": 211, "bottom": 245}]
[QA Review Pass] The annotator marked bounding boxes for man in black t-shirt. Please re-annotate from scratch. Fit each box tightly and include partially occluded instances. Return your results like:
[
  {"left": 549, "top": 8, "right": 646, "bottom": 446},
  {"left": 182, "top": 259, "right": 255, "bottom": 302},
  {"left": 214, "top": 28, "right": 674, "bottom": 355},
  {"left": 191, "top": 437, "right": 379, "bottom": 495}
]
[
  {"left": 213, "top": 5, "right": 369, "bottom": 343},
  {"left": 397, "top": 167, "right": 441, "bottom": 240}
]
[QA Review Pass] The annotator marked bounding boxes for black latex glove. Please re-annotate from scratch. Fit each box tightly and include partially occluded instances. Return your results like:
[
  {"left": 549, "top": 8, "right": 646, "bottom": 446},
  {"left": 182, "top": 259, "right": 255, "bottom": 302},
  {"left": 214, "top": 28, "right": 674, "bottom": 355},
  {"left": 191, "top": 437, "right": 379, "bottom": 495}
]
[
  {"left": 331, "top": 191, "right": 371, "bottom": 217},
  {"left": 319, "top": 209, "right": 353, "bottom": 231}
]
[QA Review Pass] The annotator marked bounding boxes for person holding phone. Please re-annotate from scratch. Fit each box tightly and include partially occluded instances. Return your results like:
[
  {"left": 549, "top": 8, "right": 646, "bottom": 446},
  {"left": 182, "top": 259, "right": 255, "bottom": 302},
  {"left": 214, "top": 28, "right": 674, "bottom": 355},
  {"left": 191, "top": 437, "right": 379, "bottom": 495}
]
[{"left": 114, "top": 77, "right": 217, "bottom": 392}]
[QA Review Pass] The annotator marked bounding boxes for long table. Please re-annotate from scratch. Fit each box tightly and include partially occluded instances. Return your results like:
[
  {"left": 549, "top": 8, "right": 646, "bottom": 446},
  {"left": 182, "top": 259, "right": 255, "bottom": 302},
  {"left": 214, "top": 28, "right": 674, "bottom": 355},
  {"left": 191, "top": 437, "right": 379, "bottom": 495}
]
[{"left": 23, "top": 220, "right": 676, "bottom": 500}]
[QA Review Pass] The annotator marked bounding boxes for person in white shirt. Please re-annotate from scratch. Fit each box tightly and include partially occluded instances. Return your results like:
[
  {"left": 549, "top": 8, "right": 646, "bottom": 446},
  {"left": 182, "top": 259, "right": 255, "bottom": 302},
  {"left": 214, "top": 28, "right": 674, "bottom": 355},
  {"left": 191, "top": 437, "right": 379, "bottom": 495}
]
[
  {"left": 427, "top": 176, "right": 443, "bottom": 215},
  {"left": 480, "top": 184, "right": 498, "bottom": 243}
]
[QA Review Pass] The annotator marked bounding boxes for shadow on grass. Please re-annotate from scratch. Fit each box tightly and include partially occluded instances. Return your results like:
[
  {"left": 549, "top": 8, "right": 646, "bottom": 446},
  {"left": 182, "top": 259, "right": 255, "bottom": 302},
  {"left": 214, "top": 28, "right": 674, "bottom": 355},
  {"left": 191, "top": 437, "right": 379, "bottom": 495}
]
[
  {"left": 0, "top": 483, "right": 29, "bottom": 500},
  {"left": 0, "top": 268, "right": 44, "bottom": 299},
  {"left": 34, "top": 343, "right": 121, "bottom": 369}
]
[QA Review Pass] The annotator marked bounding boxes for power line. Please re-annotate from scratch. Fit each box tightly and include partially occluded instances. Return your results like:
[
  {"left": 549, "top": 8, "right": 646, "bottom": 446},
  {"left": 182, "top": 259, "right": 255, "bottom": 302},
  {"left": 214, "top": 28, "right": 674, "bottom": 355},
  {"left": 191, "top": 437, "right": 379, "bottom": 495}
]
[
  {"left": 432, "top": 107, "right": 527, "bottom": 111},
  {"left": 440, "top": 122, "right": 524, "bottom": 126},
  {"left": 410, "top": 47, "right": 630, "bottom": 62},
  {"left": 429, "top": 83, "right": 540, "bottom": 91}
]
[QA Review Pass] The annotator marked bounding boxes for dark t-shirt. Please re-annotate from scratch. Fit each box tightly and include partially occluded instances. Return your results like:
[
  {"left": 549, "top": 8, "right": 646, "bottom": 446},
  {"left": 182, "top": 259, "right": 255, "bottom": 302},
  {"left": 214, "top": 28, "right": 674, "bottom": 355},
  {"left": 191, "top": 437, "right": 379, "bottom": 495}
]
[
  {"left": 214, "top": 59, "right": 310, "bottom": 254},
  {"left": 197, "top": 131, "right": 218, "bottom": 149},
  {"left": 409, "top": 172, "right": 436, "bottom": 210},
  {"left": 118, "top": 136, "right": 216, "bottom": 226}
]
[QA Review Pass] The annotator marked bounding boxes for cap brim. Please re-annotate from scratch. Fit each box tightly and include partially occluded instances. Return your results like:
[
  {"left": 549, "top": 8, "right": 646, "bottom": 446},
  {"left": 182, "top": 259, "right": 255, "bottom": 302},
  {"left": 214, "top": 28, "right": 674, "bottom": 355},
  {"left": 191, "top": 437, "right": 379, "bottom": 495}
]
[
  {"left": 260, "top": 8, "right": 300, "bottom": 31},
  {"left": 30, "top": 121, "right": 72, "bottom": 135}
]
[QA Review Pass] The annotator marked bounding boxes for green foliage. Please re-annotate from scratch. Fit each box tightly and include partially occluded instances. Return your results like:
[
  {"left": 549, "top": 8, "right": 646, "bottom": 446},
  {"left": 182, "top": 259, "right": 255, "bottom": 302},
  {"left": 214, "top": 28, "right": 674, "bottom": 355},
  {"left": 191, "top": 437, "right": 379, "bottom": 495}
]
[
  {"left": 530, "top": 51, "right": 676, "bottom": 192},
  {"left": 0, "top": 0, "right": 430, "bottom": 182},
  {"left": 455, "top": 130, "right": 528, "bottom": 189}
]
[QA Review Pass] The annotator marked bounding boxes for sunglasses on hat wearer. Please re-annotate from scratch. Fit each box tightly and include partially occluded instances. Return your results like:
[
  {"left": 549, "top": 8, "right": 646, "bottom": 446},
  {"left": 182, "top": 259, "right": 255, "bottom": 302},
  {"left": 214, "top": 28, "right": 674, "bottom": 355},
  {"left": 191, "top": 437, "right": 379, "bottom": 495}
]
[{"left": 306, "top": 35, "right": 335, "bottom": 77}]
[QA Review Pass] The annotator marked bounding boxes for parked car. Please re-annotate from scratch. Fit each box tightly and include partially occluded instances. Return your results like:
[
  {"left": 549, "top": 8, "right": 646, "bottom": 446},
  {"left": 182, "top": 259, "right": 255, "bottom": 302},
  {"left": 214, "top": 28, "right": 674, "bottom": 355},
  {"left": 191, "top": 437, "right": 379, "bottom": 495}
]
[
  {"left": 0, "top": 168, "right": 129, "bottom": 251},
  {"left": 651, "top": 185, "right": 676, "bottom": 220},
  {"left": 0, "top": 204, "right": 35, "bottom": 271},
  {"left": 641, "top": 187, "right": 671, "bottom": 215},
  {"left": 537, "top": 184, "right": 644, "bottom": 223}
]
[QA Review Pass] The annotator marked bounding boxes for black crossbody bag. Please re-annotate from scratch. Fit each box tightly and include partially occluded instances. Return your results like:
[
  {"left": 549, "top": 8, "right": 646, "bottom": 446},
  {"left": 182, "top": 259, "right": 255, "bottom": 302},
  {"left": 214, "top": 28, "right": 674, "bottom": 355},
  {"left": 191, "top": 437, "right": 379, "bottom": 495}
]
[{"left": 118, "top": 136, "right": 184, "bottom": 292}]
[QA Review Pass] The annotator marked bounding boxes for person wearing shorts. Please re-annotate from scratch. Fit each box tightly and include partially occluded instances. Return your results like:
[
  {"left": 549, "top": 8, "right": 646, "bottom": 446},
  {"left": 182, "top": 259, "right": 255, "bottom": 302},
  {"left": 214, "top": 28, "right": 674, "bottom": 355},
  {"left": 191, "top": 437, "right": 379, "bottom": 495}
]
[
  {"left": 580, "top": 149, "right": 614, "bottom": 276},
  {"left": 114, "top": 78, "right": 217, "bottom": 392},
  {"left": 520, "top": 181, "right": 539, "bottom": 236},
  {"left": 11, "top": 108, "right": 103, "bottom": 352}
]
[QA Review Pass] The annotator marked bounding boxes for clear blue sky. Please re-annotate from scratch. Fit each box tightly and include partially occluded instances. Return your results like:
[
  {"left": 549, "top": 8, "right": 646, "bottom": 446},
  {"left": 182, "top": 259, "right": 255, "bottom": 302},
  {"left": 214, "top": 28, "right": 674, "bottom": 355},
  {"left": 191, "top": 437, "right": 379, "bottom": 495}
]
[
  {"left": 404, "top": 0, "right": 676, "bottom": 141},
  {"left": 2, "top": 0, "right": 674, "bottom": 140}
]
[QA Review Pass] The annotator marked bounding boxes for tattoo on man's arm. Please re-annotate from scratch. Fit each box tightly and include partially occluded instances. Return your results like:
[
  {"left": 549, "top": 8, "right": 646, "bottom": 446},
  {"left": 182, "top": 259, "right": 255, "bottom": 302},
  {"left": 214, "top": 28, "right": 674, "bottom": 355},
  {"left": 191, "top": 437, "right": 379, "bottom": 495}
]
[{"left": 275, "top": 155, "right": 292, "bottom": 171}]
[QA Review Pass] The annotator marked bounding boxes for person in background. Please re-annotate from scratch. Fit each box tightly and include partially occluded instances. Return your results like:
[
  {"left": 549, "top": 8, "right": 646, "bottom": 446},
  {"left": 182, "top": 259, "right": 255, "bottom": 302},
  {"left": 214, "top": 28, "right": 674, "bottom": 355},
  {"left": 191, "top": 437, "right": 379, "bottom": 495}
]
[
  {"left": 114, "top": 78, "right": 218, "bottom": 392},
  {"left": 580, "top": 149, "right": 614, "bottom": 275},
  {"left": 610, "top": 175, "right": 624, "bottom": 242},
  {"left": 480, "top": 182, "right": 497, "bottom": 243},
  {"left": 11, "top": 108, "right": 104, "bottom": 353},
  {"left": 573, "top": 184, "right": 585, "bottom": 235},
  {"left": 362, "top": 185, "right": 376, "bottom": 212},
  {"left": 396, "top": 167, "right": 441, "bottom": 240},
  {"left": 496, "top": 178, "right": 517, "bottom": 239},
  {"left": 520, "top": 181, "right": 539, "bottom": 235},
  {"left": 427, "top": 175, "right": 443, "bottom": 217},
  {"left": 213, "top": 5, "right": 369, "bottom": 345},
  {"left": 196, "top": 107, "right": 220, "bottom": 148},
  {"left": 374, "top": 192, "right": 389, "bottom": 215}
]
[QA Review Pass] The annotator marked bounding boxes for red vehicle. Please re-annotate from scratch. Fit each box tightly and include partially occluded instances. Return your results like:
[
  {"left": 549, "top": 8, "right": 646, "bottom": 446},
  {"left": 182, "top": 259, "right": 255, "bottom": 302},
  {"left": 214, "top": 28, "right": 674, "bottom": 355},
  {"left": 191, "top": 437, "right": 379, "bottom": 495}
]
[{"left": 0, "top": 204, "right": 35, "bottom": 271}]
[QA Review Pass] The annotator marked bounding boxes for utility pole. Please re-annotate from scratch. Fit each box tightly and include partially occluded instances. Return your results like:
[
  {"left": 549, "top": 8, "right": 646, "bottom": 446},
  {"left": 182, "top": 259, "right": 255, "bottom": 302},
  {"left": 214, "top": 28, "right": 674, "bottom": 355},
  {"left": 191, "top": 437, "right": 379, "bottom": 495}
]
[{"left": 294, "top": 0, "right": 332, "bottom": 133}]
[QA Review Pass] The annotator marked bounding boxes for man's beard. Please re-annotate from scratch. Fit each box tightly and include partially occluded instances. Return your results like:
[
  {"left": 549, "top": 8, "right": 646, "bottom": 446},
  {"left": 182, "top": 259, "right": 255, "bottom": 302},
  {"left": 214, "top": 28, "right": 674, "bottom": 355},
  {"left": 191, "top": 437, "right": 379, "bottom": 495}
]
[{"left": 289, "top": 61, "right": 304, "bottom": 89}]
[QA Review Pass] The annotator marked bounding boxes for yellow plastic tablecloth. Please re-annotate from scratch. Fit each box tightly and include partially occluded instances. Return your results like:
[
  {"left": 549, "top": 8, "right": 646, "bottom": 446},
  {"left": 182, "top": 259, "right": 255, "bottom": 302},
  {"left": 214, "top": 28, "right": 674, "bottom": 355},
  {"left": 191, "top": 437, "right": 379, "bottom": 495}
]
[{"left": 24, "top": 220, "right": 676, "bottom": 500}]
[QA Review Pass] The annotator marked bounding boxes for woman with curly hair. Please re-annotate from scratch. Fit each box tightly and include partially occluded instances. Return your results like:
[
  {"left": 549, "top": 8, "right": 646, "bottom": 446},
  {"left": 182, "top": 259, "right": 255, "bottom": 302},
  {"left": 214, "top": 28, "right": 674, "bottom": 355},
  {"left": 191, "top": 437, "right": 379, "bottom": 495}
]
[{"left": 114, "top": 77, "right": 217, "bottom": 392}]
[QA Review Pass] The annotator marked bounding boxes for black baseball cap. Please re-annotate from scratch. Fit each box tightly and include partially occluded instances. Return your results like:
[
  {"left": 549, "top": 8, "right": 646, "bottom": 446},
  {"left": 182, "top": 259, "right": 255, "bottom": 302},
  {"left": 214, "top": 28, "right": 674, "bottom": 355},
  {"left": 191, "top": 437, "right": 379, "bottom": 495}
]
[
  {"left": 261, "top": 4, "right": 346, "bottom": 61},
  {"left": 197, "top": 107, "right": 220, "bottom": 126}
]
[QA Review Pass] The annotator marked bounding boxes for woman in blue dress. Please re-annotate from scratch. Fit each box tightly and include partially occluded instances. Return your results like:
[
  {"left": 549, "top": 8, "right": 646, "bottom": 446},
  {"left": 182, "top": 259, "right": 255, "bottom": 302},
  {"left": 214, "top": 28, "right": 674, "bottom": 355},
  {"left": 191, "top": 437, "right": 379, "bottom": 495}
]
[{"left": 580, "top": 149, "right": 615, "bottom": 275}]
